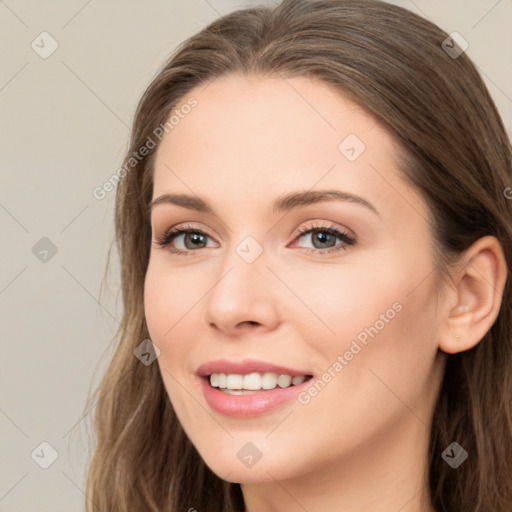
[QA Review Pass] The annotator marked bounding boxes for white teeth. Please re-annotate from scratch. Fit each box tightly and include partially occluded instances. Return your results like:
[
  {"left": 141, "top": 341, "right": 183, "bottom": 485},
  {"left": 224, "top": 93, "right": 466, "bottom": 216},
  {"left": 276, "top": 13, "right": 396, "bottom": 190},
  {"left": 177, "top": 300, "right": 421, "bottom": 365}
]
[
  {"left": 292, "top": 375, "right": 306, "bottom": 386},
  {"left": 208, "top": 372, "right": 309, "bottom": 391},
  {"left": 217, "top": 373, "right": 227, "bottom": 388},
  {"left": 226, "top": 374, "right": 243, "bottom": 390},
  {"left": 243, "top": 372, "right": 262, "bottom": 390},
  {"left": 261, "top": 372, "right": 278, "bottom": 389},
  {"left": 277, "top": 374, "right": 292, "bottom": 387},
  {"left": 222, "top": 389, "right": 259, "bottom": 395}
]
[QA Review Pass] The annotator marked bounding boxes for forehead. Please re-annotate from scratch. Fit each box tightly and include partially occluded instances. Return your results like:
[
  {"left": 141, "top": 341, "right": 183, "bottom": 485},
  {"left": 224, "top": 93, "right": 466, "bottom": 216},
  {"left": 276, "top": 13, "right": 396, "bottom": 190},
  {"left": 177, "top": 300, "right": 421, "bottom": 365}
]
[
  {"left": 155, "top": 73, "right": 383, "bottom": 171},
  {"left": 151, "top": 74, "right": 424, "bottom": 221}
]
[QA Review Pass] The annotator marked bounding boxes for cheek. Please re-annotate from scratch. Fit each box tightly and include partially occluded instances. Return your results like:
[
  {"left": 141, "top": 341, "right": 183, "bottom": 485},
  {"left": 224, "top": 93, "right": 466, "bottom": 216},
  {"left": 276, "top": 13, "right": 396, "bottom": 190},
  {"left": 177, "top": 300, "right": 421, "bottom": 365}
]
[
  {"left": 290, "top": 277, "right": 438, "bottom": 467},
  {"left": 331, "top": 270, "right": 437, "bottom": 425},
  {"left": 143, "top": 259, "right": 199, "bottom": 341},
  {"left": 279, "top": 249, "right": 416, "bottom": 354},
  {"left": 143, "top": 262, "right": 195, "bottom": 396},
  {"left": 143, "top": 263, "right": 201, "bottom": 418},
  {"left": 297, "top": 245, "right": 438, "bottom": 406}
]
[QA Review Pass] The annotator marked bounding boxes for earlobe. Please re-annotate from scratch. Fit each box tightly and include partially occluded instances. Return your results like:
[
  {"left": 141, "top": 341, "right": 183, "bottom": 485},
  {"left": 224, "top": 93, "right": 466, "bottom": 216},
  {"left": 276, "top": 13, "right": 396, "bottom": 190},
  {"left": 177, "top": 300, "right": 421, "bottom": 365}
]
[{"left": 438, "top": 236, "right": 508, "bottom": 355}]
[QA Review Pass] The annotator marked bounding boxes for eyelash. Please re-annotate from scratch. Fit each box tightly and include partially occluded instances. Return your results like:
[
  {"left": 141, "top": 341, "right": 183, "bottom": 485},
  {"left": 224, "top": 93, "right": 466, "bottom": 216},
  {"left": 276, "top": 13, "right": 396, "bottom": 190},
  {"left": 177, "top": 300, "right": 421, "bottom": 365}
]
[{"left": 153, "top": 221, "right": 356, "bottom": 257}]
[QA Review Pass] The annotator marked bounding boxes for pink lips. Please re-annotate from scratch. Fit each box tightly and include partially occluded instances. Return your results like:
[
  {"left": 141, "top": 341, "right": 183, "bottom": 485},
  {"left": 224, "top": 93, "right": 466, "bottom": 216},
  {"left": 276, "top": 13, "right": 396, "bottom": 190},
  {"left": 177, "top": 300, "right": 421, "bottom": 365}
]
[{"left": 196, "top": 358, "right": 314, "bottom": 418}]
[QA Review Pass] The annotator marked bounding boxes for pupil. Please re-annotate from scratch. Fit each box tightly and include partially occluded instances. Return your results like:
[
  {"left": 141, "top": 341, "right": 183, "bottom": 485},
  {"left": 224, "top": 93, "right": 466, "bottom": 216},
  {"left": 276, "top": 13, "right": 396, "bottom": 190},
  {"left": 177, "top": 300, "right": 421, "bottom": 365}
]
[
  {"left": 186, "top": 233, "right": 206, "bottom": 249},
  {"left": 314, "top": 231, "right": 334, "bottom": 249}
]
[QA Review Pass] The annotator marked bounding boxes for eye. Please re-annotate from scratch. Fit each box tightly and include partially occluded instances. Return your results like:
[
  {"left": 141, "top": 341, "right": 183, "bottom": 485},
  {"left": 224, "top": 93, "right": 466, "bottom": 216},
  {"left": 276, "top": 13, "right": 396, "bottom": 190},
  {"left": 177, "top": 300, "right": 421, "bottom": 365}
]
[
  {"left": 153, "top": 221, "right": 356, "bottom": 256},
  {"left": 289, "top": 221, "right": 356, "bottom": 255},
  {"left": 153, "top": 223, "right": 218, "bottom": 256}
]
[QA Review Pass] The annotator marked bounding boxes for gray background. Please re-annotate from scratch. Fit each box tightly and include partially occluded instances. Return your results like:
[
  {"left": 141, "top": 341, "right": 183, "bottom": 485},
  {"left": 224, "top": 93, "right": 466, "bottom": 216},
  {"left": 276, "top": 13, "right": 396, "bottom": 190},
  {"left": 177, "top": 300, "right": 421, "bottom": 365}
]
[{"left": 1, "top": 1, "right": 511, "bottom": 510}]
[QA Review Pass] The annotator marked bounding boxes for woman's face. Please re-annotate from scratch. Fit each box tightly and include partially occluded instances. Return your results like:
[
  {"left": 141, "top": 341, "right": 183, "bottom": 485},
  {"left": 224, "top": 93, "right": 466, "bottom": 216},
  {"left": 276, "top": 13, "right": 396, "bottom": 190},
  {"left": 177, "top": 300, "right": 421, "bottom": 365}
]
[{"left": 144, "top": 74, "right": 446, "bottom": 483}]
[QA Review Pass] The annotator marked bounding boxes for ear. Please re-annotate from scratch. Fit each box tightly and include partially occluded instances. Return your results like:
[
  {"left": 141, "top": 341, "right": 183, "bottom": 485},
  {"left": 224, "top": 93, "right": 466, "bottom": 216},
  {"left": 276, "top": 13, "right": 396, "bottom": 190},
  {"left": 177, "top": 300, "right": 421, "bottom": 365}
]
[{"left": 439, "top": 236, "right": 508, "bottom": 354}]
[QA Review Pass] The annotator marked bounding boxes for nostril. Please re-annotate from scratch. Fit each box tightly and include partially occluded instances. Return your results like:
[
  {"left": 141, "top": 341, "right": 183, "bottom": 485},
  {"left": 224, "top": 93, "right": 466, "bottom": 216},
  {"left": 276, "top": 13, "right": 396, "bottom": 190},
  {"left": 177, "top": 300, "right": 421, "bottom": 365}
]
[{"left": 239, "top": 321, "right": 259, "bottom": 327}]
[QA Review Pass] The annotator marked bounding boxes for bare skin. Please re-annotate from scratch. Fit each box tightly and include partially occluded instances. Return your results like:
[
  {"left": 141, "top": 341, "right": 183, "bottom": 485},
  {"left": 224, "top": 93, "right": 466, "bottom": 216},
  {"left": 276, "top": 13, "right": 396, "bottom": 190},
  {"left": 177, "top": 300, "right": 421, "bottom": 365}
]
[{"left": 144, "top": 74, "right": 506, "bottom": 512}]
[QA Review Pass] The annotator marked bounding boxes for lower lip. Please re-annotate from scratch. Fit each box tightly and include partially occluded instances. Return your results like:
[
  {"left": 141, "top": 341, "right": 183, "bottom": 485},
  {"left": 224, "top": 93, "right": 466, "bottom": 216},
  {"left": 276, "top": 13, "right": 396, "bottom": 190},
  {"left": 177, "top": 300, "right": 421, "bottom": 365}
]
[{"left": 198, "top": 376, "right": 312, "bottom": 418}]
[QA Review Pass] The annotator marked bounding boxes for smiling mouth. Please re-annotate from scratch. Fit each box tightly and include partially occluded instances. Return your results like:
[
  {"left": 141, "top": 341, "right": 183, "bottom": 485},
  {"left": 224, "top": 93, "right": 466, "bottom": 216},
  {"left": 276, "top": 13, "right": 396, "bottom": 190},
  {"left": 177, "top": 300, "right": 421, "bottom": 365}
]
[{"left": 204, "top": 372, "right": 314, "bottom": 394}]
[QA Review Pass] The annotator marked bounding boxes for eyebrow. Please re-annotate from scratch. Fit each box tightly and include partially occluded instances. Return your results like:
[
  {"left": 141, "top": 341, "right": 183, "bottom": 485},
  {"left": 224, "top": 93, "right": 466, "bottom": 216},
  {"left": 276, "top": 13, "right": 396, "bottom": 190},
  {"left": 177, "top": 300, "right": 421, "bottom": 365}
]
[{"left": 149, "top": 189, "right": 380, "bottom": 217}]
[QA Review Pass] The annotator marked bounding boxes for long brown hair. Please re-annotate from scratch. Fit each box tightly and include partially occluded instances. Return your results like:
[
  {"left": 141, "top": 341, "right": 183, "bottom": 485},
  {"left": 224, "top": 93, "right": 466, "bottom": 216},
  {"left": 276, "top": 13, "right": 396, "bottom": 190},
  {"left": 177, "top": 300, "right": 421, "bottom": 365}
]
[{"left": 85, "top": 1, "right": 512, "bottom": 510}]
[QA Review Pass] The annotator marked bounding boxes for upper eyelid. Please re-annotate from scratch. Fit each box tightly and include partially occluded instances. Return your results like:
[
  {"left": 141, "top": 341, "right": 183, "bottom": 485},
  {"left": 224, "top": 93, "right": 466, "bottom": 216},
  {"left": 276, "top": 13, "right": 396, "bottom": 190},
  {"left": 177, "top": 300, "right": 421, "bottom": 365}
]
[{"left": 156, "top": 220, "right": 350, "bottom": 236}]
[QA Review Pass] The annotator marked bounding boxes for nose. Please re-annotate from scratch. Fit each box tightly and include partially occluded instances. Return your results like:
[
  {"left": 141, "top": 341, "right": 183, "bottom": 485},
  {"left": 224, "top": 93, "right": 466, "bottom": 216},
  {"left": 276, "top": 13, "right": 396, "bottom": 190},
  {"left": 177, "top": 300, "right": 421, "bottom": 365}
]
[{"left": 203, "top": 248, "right": 280, "bottom": 335}]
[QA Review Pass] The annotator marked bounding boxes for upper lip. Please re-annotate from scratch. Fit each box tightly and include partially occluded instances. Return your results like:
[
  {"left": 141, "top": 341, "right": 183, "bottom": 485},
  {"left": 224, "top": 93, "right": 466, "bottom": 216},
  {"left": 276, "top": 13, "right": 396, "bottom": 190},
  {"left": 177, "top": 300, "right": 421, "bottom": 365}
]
[{"left": 196, "top": 359, "right": 313, "bottom": 377}]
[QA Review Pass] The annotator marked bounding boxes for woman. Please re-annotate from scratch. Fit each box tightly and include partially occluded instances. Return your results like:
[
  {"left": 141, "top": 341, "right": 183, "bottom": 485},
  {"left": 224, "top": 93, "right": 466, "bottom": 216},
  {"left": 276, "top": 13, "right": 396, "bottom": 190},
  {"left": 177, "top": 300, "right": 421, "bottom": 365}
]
[{"left": 85, "top": 0, "right": 512, "bottom": 510}]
